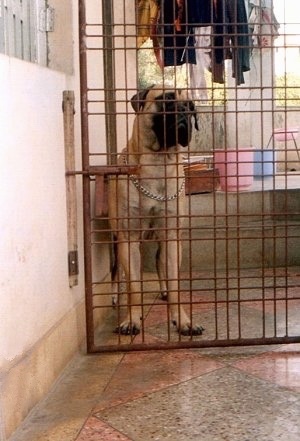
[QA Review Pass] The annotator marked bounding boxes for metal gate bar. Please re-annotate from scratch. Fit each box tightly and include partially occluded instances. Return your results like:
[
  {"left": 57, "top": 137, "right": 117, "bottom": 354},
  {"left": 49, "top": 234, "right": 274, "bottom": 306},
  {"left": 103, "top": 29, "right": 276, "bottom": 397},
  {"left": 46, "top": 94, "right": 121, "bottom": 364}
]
[{"left": 78, "top": 0, "right": 300, "bottom": 353}]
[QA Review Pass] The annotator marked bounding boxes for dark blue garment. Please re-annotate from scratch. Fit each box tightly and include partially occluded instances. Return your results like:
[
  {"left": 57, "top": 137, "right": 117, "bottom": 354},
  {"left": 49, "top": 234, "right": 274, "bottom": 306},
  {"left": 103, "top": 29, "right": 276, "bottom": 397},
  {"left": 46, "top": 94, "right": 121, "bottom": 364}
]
[
  {"left": 160, "top": 0, "right": 250, "bottom": 84},
  {"left": 186, "top": 0, "right": 212, "bottom": 25},
  {"left": 162, "top": 0, "right": 213, "bottom": 66},
  {"left": 226, "top": 0, "right": 250, "bottom": 84},
  {"left": 162, "top": 0, "right": 196, "bottom": 66},
  {"left": 163, "top": 27, "right": 196, "bottom": 66},
  {"left": 212, "top": 0, "right": 250, "bottom": 84}
]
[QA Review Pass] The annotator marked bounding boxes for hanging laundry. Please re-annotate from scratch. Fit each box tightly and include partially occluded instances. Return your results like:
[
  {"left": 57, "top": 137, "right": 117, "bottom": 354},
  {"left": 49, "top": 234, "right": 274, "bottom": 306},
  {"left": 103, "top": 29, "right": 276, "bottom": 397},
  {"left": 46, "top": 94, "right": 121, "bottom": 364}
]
[
  {"left": 137, "top": 0, "right": 163, "bottom": 68},
  {"left": 137, "top": 0, "right": 160, "bottom": 48},
  {"left": 142, "top": 1, "right": 251, "bottom": 86},
  {"left": 212, "top": 0, "right": 251, "bottom": 85},
  {"left": 226, "top": 0, "right": 251, "bottom": 85},
  {"left": 189, "top": 26, "right": 212, "bottom": 102},
  {"left": 184, "top": 0, "right": 214, "bottom": 100},
  {"left": 161, "top": 0, "right": 196, "bottom": 67},
  {"left": 248, "top": 0, "right": 280, "bottom": 49},
  {"left": 158, "top": 0, "right": 214, "bottom": 67},
  {"left": 185, "top": 0, "right": 213, "bottom": 25}
]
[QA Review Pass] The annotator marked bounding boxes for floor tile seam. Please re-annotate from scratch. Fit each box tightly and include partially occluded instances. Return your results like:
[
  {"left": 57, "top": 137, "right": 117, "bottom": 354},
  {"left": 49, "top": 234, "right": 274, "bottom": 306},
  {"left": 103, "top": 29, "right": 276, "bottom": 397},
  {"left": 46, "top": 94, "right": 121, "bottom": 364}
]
[
  {"left": 92, "top": 364, "right": 227, "bottom": 415},
  {"left": 193, "top": 345, "right": 283, "bottom": 364},
  {"left": 31, "top": 353, "right": 86, "bottom": 407},
  {"left": 74, "top": 413, "right": 93, "bottom": 441},
  {"left": 36, "top": 353, "right": 125, "bottom": 410},
  {"left": 96, "top": 352, "right": 129, "bottom": 396},
  {"left": 7, "top": 353, "right": 96, "bottom": 440},
  {"left": 273, "top": 343, "right": 300, "bottom": 354},
  {"left": 31, "top": 353, "right": 126, "bottom": 416},
  {"left": 74, "top": 412, "right": 102, "bottom": 440},
  {"left": 230, "top": 364, "right": 300, "bottom": 398},
  {"left": 10, "top": 396, "right": 112, "bottom": 441},
  {"left": 23, "top": 351, "right": 123, "bottom": 405},
  {"left": 229, "top": 345, "right": 300, "bottom": 366},
  {"left": 210, "top": 345, "right": 288, "bottom": 366},
  {"left": 75, "top": 411, "right": 131, "bottom": 441},
  {"left": 87, "top": 413, "right": 133, "bottom": 440}
]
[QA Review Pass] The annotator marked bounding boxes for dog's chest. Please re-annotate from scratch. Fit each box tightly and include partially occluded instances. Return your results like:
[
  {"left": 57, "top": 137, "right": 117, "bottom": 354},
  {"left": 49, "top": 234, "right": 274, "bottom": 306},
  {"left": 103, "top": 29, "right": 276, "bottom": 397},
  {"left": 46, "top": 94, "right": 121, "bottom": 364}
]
[{"left": 116, "top": 152, "right": 186, "bottom": 222}]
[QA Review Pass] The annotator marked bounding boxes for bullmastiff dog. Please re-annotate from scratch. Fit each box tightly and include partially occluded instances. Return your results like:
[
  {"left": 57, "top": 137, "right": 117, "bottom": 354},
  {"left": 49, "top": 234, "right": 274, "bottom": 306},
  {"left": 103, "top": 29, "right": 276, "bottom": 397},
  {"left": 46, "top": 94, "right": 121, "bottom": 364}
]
[{"left": 108, "top": 85, "right": 204, "bottom": 336}]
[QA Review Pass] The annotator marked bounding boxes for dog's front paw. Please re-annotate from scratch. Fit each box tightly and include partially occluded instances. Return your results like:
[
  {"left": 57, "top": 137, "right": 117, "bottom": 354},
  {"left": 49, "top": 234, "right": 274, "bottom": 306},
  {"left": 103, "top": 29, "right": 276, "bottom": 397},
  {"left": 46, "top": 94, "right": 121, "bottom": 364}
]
[
  {"left": 180, "top": 323, "right": 205, "bottom": 336},
  {"left": 114, "top": 320, "right": 141, "bottom": 336},
  {"left": 159, "top": 291, "right": 168, "bottom": 301},
  {"left": 172, "top": 320, "right": 204, "bottom": 336}
]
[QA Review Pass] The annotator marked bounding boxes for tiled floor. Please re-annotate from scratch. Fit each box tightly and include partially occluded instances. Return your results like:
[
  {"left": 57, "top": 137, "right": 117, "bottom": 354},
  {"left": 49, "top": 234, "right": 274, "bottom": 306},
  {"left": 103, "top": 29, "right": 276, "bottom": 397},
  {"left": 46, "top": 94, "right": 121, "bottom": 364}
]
[
  {"left": 9, "top": 343, "right": 300, "bottom": 441},
  {"left": 7, "top": 177, "right": 300, "bottom": 441},
  {"left": 10, "top": 269, "right": 300, "bottom": 441}
]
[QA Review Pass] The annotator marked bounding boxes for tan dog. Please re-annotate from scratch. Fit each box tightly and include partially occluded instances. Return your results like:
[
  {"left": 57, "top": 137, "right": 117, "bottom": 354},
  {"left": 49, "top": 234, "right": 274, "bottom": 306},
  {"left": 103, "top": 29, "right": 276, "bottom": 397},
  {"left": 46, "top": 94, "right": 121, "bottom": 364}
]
[{"left": 108, "top": 85, "right": 204, "bottom": 336}]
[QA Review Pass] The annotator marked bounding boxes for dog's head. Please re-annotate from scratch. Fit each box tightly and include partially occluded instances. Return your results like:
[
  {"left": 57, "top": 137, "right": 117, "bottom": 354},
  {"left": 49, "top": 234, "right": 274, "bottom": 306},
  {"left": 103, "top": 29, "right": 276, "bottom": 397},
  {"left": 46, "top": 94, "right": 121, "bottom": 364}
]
[{"left": 131, "top": 85, "right": 199, "bottom": 151}]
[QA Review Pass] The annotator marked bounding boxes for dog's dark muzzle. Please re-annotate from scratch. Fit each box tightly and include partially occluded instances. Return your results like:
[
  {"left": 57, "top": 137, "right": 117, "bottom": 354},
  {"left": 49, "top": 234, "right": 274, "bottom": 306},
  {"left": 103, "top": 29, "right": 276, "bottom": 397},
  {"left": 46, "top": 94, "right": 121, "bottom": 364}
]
[
  {"left": 152, "top": 93, "right": 198, "bottom": 149},
  {"left": 177, "top": 117, "right": 190, "bottom": 147}
]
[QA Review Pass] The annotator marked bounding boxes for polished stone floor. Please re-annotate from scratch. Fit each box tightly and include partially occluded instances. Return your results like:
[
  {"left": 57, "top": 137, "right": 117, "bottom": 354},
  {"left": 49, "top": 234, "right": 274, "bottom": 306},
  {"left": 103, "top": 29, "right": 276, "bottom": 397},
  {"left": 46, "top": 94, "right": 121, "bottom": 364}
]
[
  {"left": 10, "top": 342, "right": 300, "bottom": 441},
  {"left": 7, "top": 175, "right": 300, "bottom": 441},
  {"left": 10, "top": 270, "right": 300, "bottom": 441}
]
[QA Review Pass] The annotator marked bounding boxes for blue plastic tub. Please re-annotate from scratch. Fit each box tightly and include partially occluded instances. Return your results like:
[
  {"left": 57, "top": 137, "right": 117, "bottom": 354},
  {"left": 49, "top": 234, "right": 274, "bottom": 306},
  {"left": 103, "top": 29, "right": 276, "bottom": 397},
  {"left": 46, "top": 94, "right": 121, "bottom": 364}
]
[{"left": 254, "top": 149, "right": 276, "bottom": 177}]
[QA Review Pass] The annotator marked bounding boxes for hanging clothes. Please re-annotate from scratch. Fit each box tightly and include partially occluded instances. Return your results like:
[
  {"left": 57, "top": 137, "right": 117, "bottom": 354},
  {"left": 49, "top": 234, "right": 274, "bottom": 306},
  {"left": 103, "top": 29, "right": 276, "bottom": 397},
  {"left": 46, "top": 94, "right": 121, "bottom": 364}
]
[
  {"left": 212, "top": 0, "right": 251, "bottom": 85},
  {"left": 185, "top": 0, "right": 214, "bottom": 99},
  {"left": 137, "top": 0, "right": 160, "bottom": 48},
  {"left": 189, "top": 26, "right": 212, "bottom": 102},
  {"left": 226, "top": 0, "right": 251, "bottom": 85},
  {"left": 137, "top": 0, "right": 163, "bottom": 68},
  {"left": 160, "top": 0, "right": 214, "bottom": 67},
  {"left": 161, "top": 0, "right": 196, "bottom": 67},
  {"left": 186, "top": 0, "right": 213, "bottom": 25},
  {"left": 149, "top": 1, "right": 251, "bottom": 85},
  {"left": 248, "top": 0, "right": 280, "bottom": 49}
]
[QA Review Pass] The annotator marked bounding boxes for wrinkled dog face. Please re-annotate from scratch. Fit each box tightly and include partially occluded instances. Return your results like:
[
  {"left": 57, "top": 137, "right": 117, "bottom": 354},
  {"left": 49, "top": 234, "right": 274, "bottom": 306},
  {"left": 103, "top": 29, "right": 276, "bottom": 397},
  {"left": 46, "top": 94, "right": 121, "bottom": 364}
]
[
  {"left": 131, "top": 87, "right": 199, "bottom": 150},
  {"left": 152, "top": 91, "right": 198, "bottom": 148}
]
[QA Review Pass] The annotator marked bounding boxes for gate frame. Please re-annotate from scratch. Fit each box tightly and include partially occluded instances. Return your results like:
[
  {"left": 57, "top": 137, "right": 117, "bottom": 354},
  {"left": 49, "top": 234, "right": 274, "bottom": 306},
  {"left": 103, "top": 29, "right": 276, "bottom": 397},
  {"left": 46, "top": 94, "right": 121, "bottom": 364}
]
[{"left": 78, "top": 0, "right": 300, "bottom": 353}]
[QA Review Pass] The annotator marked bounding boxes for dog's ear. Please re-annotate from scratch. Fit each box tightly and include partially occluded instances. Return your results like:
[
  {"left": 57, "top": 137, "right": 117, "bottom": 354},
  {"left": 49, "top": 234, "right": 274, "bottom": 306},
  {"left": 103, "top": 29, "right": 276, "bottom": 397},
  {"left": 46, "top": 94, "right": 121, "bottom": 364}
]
[
  {"left": 189, "top": 101, "right": 199, "bottom": 131},
  {"left": 130, "top": 85, "right": 154, "bottom": 112}
]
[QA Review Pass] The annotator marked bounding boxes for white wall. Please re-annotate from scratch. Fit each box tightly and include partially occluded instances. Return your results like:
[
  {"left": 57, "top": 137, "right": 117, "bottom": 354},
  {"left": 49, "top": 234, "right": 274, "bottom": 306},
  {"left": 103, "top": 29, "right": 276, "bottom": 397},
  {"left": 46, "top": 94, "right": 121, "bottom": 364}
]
[
  {"left": 0, "top": 55, "right": 83, "bottom": 368},
  {"left": 0, "top": 1, "right": 86, "bottom": 436},
  {"left": 0, "top": 1, "right": 139, "bottom": 435}
]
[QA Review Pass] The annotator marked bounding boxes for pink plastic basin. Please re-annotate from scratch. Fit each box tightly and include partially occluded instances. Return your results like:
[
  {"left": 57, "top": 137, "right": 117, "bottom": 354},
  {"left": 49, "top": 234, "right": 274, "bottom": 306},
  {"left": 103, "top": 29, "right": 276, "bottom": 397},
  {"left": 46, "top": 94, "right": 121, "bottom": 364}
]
[
  {"left": 214, "top": 149, "right": 254, "bottom": 191},
  {"left": 274, "top": 127, "right": 299, "bottom": 142}
]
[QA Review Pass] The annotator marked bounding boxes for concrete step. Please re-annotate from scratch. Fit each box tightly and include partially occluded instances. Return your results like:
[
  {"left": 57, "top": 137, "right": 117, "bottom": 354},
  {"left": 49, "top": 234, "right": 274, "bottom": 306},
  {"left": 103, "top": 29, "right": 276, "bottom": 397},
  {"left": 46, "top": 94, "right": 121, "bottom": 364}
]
[
  {"left": 185, "top": 188, "right": 300, "bottom": 227},
  {"left": 181, "top": 219, "right": 300, "bottom": 270},
  {"left": 143, "top": 187, "right": 300, "bottom": 271}
]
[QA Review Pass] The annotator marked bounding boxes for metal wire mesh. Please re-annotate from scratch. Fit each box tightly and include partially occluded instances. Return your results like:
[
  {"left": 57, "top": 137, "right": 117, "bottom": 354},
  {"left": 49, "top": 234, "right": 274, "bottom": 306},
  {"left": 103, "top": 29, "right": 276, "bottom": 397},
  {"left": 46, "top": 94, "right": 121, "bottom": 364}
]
[{"left": 78, "top": 0, "right": 300, "bottom": 352}]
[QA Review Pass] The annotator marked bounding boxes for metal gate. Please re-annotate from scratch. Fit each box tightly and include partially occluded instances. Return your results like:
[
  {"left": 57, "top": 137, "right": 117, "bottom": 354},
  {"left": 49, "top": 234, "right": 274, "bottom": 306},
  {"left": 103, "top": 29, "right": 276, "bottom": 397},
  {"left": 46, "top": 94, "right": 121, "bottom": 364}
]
[{"left": 78, "top": 0, "right": 300, "bottom": 353}]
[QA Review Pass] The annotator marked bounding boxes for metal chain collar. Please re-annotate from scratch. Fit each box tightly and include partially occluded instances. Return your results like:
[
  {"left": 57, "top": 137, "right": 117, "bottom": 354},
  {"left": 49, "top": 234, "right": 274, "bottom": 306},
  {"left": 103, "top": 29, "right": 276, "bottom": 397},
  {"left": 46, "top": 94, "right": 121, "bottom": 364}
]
[{"left": 122, "top": 154, "right": 185, "bottom": 202}]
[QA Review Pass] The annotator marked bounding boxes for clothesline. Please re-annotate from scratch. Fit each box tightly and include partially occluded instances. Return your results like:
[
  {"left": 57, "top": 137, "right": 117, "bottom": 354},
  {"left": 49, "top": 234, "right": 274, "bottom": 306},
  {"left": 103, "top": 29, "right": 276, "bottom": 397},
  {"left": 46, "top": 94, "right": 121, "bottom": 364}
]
[{"left": 137, "top": 0, "right": 279, "bottom": 100}]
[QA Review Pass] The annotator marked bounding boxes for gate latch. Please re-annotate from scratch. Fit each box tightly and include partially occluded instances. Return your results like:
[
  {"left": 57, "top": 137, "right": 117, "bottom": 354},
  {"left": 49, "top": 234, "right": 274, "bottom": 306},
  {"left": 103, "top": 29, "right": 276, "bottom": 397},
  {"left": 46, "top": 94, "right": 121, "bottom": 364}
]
[{"left": 68, "top": 250, "right": 79, "bottom": 276}]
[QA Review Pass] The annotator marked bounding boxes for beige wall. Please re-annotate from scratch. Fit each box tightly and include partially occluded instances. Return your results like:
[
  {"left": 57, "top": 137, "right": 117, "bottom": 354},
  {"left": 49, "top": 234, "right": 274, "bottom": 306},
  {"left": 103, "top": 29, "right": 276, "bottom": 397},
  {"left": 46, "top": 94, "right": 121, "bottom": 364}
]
[
  {"left": 0, "top": 0, "right": 85, "bottom": 437},
  {"left": 275, "top": 109, "right": 300, "bottom": 171},
  {"left": 0, "top": 1, "right": 139, "bottom": 438},
  {"left": 0, "top": 52, "right": 85, "bottom": 438},
  {"left": 47, "top": 0, "right": 74, "bottom": 74}
]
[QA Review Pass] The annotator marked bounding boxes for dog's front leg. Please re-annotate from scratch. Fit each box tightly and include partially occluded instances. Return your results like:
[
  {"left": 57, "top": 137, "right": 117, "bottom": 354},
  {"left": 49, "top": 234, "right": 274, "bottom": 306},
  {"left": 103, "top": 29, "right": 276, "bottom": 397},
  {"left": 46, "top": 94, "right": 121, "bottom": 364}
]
[
  {"left": 115, "top": 237, "right": 143, "bottom": 335},
  {"left": 165, "top": 240, "right": 204, "bottom": 336}
]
